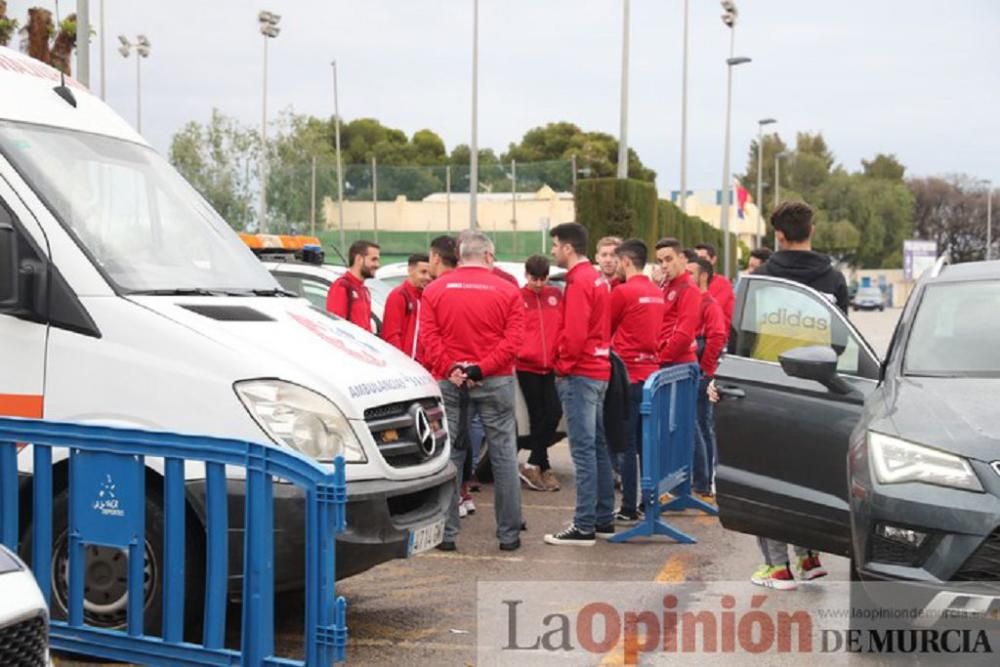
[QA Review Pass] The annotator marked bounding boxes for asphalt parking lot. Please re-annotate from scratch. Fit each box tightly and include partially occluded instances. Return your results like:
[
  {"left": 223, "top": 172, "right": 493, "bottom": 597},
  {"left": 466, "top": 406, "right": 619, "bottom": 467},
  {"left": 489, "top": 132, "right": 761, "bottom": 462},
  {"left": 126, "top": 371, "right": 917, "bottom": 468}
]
[{"left": 56, "top": 308, "right": 903, "bottom": 666}]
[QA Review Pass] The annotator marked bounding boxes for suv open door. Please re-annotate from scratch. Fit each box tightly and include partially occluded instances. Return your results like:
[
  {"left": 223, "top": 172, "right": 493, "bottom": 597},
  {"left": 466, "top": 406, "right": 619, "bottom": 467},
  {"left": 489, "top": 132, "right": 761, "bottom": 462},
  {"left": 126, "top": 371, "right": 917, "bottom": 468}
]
[{"left": 714, "top": 275, "right": 881, "bottom": 557}]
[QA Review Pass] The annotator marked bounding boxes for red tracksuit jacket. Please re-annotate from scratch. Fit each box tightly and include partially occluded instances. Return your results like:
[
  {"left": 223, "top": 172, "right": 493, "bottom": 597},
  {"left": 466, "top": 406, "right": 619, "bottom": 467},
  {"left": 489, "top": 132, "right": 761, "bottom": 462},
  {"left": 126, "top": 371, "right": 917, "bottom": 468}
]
[
  {"left": 610, "top": 274, "right": 665, "bottom": 383},
  {"left": 698, "top": 292, "right": 727, "bottom": 378},
  {"left": 708, "top": 274, "right": 735, "bottom": 332},
  {"left": 658, "top": 272, "right": 700, "bottom": 365},
  {"left": 326, "top": 272, "right": 372, "bottom": 332},
  {"left": 381, "top": 281, "right": 422, "bottom": 358},
  {"left": 419, "top": 265, "right": 525, "bottom": 379},
  {"left": 516, "top": 285, "right": 562, "bottom": 375},
  {"left": 554, "top": 261, "right": 611, "bottom": 381}
]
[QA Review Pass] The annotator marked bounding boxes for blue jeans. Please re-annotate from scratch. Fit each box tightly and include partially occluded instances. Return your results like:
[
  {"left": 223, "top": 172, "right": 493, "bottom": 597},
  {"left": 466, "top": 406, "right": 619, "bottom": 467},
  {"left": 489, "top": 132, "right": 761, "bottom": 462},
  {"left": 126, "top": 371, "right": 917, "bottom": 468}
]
[
  {"left": 440, "top": 377, "right": 522, "bottom": 544},
  {"left": 693, "top": 374, "right": 716, "bottom": 494},
  {"left": 556, "top": 375, "right": 615, "bottom": 533},
  {"left": 620, "top": 382, "right": 645, "bottom": 513}
]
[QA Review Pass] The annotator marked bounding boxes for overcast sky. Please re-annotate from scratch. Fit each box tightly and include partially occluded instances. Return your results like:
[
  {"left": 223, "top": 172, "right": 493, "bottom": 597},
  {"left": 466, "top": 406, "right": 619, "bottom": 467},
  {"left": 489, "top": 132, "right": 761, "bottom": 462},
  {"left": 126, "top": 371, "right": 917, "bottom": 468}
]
[{"left": 9, "top": 1, "right": 1000, "bottom": 191}]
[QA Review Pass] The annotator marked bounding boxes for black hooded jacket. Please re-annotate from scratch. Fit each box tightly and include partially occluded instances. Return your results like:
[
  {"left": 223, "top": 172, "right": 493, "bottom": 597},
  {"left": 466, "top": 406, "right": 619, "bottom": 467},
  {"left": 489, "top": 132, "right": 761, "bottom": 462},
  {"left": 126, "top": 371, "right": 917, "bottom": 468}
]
[{"left": 753, "top": 250, "right": 849, "bottom": 314}]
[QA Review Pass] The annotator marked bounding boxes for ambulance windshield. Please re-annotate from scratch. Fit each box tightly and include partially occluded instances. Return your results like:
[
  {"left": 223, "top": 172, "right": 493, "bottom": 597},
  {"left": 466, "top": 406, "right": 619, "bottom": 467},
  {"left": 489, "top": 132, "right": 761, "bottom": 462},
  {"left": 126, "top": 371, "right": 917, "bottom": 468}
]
[{"left": 0, "top": 121, "right": 279, "bottom": 294}]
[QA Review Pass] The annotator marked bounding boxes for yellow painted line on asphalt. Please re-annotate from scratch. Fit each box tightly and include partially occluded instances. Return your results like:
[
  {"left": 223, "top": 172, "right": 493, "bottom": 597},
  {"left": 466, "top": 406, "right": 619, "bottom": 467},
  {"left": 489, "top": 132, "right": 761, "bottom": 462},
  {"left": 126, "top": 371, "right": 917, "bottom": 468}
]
[{"left": 598, "top": 553, "right": 689, "bottom": 666}]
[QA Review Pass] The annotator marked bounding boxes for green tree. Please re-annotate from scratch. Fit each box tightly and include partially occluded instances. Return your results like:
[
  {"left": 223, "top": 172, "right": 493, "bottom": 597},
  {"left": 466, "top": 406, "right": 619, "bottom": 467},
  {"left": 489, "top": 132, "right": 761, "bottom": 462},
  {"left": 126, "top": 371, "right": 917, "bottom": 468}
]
[
  {"left": 862, "top": 153, "right": 906, "bottom": 181},
  {"left": 740, "top": 132, "right": 789, "bottom": 223},
  {"left": 503, "top": 121, "right": 656, "bottom": 187},
  {"left": 169, "top": 109, "right": 258, "bottom": 231}
]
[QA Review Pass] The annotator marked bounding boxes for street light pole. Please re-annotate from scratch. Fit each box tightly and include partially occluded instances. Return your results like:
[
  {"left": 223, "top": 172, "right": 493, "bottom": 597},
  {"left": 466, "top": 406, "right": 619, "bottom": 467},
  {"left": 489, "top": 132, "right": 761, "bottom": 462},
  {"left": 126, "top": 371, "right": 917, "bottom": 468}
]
[
  {"left": 117, "top": 35, "right": 150, "bottom": 133},
  {"left": 331, "top": 60, "right": 346, "bottom": 253},
  {"left": 756, "top": 118, "right": 777, "bottom": 248},
  {"left": 719, "top": 1, "right": 748, "bottom": 278},
  {"left": 773, "top": 150, "right": 790, "bottom": 247},
  {"left": 258, "top": 11, "right": 281, "bottom": 233},
  {"left": 469, "top": 0, "right": 479, "bottom": 229},
  {"left": 617, "top": 0, "right": 631, "bottom": 179},
  {"left": 99, "top": 0, "right": 106, "bottom": 99},
  {"left": 679, "top": 0, "right": 689, "bottom": 210},
  {"left": 77, "top": 0, "right": 90, "bottom": 87},
  {"left": 984, "top": 180, "right": 994, "bottom": 261}
]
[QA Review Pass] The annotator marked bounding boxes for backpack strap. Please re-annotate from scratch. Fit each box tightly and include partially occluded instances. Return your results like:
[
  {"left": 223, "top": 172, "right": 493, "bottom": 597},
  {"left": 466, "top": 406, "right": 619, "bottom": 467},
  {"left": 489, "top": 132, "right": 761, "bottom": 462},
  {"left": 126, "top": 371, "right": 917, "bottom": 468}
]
[{"left": 342, "top": 279, "right": 354, "bottom": 322}]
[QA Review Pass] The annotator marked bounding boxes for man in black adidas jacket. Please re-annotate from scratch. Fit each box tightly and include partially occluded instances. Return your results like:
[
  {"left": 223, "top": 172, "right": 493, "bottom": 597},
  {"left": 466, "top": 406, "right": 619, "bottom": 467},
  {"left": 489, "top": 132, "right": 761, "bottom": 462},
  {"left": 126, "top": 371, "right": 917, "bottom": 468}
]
[{"left": 747, "top": 200, "right": 848, "bottom": 591}]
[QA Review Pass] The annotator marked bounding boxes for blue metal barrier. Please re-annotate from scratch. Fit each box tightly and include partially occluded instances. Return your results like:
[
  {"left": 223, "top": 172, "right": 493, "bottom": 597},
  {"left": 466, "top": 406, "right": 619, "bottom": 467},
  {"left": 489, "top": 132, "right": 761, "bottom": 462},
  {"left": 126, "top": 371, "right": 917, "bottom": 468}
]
[
  {"left": 610, "top": 363, "right": 717, "bottom": 544},
  {"left": 0, "top": 418, "right": 348, "bottom": 666}
]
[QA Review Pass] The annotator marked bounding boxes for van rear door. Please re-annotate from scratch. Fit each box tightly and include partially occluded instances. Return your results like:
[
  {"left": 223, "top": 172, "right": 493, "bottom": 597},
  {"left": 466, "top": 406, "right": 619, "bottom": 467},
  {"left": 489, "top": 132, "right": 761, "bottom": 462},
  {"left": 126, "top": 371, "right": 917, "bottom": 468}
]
[{"left": 0, "top": 178, "right": 48, "bottom": 419}]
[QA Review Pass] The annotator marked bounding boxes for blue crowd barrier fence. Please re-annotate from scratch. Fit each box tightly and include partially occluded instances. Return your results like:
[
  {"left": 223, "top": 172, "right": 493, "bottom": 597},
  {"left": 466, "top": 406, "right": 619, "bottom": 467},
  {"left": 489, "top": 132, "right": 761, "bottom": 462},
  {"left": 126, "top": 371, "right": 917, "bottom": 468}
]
[
  {"left": 0, "top": 417, "right": 348, "bottom": 666},
  {"left": 610, "top": 363, "right": 717, "bottom": 544}
]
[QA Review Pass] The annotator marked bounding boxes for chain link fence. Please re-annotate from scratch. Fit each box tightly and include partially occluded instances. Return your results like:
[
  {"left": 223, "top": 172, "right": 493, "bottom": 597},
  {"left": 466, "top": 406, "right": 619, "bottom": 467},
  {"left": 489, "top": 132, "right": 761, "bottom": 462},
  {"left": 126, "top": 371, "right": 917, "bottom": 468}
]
[{"left": 264, "top": 159, "right": 575, "bottom": 261}]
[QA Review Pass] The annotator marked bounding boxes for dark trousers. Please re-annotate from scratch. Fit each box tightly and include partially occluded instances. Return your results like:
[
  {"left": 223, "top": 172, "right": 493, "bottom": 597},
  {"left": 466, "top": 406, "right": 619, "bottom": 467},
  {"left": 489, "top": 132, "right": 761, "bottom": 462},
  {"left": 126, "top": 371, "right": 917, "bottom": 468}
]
[
  {"left": 516, "top": 370, "right": 562, "bottom": 471},
  {"left": 620, "top": 382, "right": 645, "bottom": 513}
]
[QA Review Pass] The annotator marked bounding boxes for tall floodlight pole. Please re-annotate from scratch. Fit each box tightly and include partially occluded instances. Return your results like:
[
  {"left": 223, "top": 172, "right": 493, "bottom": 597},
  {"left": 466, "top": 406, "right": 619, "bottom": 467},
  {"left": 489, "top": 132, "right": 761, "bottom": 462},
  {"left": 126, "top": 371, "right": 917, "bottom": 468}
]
[
  {"left": 981, "top": 179, "right": 994, "bottom": 261},
  {"left": 331, "top": 60, "right": 346, "bottom": 253},
  {"left": 117, "top": 35, "right": 150, "bottom": 133},
  {"left": 469, "top": 0, "right": 479, "bottom": 228},
  {"left": 617, "top": 0, "right": 631, "bottom": 179},
  {"left": 77, "top": 0, "right": 91, "bottom": 87},
  {"left": 258, "top": 11, "right": 281, "bottom": 233},
  {"left": 99, "top": 0, "right": 106, "bottom": 99},
  {"left": 756, "top": 118, "right": 777, "bottom": 248},
  {"left": 679, "top": 0, "right": 690, "bottom": 210},
  {"left": 773, "top": 150, "right": 790, "bottom": 247},
  {"left": 719, "top": 1, "right": 749, "bottom": 277}
]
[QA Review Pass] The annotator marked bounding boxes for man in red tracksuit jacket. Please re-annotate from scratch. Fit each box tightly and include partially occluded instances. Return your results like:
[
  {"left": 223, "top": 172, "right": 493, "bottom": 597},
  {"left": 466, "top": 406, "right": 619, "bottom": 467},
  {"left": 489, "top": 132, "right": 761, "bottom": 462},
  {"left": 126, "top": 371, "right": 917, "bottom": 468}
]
[
  {"left": 543, "top": 223, "right": 616, "bottom": 547},
  {"left": 515, "top": 255, "right": 563, "bottom": 493},
  {"left": 420, "top": 231, "right": 525, "bottom": 552},
  {"left": 326, "top": 240, "right": 380, "bottom": 331},
  {"left": 609, "top": 239, "right": 666, "bottom": 522},
  {"left": 688, "top": 256, "right": 727, "bottom": 497},
  {"left": 655, "top": 238, "right": 701, "bottom": 366},
  {"left": 381, "top": 253, "right": 430, "bottom": 358},
  {"left": 695, "top": 242, "right": 735, "bottom": 332}
]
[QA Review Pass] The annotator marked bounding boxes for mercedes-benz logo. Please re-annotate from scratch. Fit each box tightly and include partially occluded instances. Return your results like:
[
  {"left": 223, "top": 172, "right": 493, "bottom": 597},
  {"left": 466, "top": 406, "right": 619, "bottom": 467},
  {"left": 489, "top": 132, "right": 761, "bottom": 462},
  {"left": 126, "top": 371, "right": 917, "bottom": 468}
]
[
  {"left": 412, "top": 406, "right": 437, "bottom": 458},
  {"left": 992, "top": 462, "right": 1000, "bottom": 478}
]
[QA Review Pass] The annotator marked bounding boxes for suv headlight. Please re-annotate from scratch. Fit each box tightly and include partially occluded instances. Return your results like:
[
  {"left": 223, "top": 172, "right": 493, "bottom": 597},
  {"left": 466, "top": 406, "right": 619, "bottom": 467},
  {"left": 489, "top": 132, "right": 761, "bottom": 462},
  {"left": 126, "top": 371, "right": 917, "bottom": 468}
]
[
  {"left": 235, "top": 380, "right": 366, "bottom": 462},
  {"left": 869, "top": 432, "right": 982, "bottom": 492}
]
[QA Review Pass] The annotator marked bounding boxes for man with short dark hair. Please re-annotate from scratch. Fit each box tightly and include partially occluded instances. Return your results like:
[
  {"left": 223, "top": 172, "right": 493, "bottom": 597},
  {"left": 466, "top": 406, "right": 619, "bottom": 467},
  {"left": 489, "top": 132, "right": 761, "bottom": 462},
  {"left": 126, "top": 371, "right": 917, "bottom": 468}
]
[
  {"left": 544, "top": 222, "right": 615, "bottom": 546},
  {"left": 609, "top": 239, "right": 665, "bottom": 522},
  {"left": 694, "top": 242, "right": 735, "bottom": 331},
  {"left": 686, "top": 256, "right": 726, "bottom": 498},
  {"left": 655, "top": 238, "right": 700, "bottom": 366},
  {"left": 428, "top": 235, "right": 458, "bottom": 279},
  {"left": 326, "top": 240, "right": 380, "bottom": 331},
  {"left": 515, "top": 254, "right": 563, "bottom": 492},
  {"left": 596, "top": 236, "right": 623, "bottom": 288},
  {"left": 381, "top": 253, "right": 430, "bottom": 358},
  {"left": 420, "top": 231, "right": 525, "bottom": 552},
  {"left": 746, "top": 200, "right": 845, "bottom": 590},
  {"left": 746, "top": 247, "right": 773, "bottom": 273}
]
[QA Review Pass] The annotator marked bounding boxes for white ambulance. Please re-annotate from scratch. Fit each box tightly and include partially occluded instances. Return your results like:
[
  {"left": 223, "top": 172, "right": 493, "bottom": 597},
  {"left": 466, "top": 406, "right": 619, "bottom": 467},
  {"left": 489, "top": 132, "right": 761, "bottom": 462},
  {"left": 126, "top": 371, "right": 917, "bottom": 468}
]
[{"left": 0, "top": 47, "right": 452, "bottom": 631}]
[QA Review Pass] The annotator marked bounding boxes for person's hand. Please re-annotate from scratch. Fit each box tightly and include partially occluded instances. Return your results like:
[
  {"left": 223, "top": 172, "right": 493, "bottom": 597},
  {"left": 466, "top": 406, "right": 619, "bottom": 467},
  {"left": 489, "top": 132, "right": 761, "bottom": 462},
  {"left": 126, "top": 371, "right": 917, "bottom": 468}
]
[
  {"left": 448, "top": 366, "right": 468, "bottom": 387},
  {"left": 707, "top": 379, "right": 720, "bottom": 404}
]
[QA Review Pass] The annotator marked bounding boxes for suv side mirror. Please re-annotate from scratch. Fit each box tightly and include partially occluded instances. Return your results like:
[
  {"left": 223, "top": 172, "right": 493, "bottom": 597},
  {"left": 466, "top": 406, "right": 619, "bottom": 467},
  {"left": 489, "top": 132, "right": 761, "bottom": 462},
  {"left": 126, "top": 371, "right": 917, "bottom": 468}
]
[
  {"left": 779, "top": 345, "right": 854, "bottom": 395},
  {"left": 0, "top": 222, "right": 17, "bottom": 306}
]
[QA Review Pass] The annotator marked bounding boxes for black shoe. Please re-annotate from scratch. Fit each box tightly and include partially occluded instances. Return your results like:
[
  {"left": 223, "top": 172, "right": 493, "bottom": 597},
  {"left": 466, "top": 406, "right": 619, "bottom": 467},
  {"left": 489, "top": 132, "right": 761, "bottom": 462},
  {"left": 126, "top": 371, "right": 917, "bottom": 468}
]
[
  {"left": 521, "top": 521, "right": 527, "bottom": 532},
  {"left": 614, "top": 509, "right": 640, "bottom": 524},
  {"left": 499, "top": 538, "right": 521, "bottom": 552},
  {"left": 596, "top": 523, "right": 616, "bottom": 539},
  {"left": 436, "top": 540, "right": 456, "bottom": 552},
  {"left": 544, "top": 525, "right": 596, "bottom": 547}
]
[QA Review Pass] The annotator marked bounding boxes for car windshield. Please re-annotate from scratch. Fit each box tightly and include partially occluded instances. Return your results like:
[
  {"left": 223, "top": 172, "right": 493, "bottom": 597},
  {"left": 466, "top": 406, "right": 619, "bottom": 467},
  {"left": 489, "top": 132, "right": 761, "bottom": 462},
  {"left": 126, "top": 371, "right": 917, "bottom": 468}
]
[
  {"left": 858, "top": 287, "right": 881, "bottom": 297},
  {"left": 0, "top": 122, "right": 278, "bottom": 294},
  {"left": 905, "top": 280, "right": 1000, "bottom": 377}
]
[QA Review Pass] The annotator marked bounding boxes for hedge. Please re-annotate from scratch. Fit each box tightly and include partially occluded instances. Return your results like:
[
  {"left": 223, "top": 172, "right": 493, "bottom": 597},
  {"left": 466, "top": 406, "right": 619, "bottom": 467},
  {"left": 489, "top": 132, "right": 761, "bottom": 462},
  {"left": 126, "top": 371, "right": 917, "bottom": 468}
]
[{"left": 574, "top": 178, "right": 659, "bottom": 254}]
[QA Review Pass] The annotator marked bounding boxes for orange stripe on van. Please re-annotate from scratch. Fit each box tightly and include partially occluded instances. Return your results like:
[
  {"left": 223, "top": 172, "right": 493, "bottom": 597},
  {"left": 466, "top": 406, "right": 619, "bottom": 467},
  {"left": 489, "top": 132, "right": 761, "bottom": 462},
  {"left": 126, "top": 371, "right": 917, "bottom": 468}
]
[{"left": 0, "top": 394, "right": 43, "bottom": 418}]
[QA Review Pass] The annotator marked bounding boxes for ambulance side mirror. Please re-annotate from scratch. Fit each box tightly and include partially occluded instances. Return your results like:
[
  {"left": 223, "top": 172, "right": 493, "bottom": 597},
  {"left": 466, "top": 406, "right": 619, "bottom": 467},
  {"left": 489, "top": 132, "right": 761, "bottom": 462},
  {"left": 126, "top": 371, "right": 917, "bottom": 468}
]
[{"left": 0, "top": 222, "right": 17, "bottom": 307}]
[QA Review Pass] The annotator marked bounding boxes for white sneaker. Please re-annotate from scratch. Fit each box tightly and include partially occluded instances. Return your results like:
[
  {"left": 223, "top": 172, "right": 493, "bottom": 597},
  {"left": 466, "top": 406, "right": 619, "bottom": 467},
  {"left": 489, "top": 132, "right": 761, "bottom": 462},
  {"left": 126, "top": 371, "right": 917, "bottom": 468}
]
[
  {"left": 461, "top": 497, "right": 476, "bottom": 515},
  {"left": 459, "top": 503, "right": 468, "bottom": 518}
]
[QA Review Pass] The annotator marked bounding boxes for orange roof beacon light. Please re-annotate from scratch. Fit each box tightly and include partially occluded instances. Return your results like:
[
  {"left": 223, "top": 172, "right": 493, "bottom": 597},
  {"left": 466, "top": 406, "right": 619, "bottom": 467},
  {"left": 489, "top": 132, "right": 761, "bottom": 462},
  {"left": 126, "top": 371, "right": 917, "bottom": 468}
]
[{"left": 240, "top": 234, "right": 325, "bottom": 265}]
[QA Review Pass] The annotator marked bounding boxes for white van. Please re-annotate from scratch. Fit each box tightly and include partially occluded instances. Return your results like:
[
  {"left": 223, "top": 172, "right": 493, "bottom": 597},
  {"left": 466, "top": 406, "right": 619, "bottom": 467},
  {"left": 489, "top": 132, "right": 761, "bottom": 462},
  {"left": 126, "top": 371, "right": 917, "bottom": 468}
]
[{"left": 0, "top": 48, "right": 453, "bottom": 631}]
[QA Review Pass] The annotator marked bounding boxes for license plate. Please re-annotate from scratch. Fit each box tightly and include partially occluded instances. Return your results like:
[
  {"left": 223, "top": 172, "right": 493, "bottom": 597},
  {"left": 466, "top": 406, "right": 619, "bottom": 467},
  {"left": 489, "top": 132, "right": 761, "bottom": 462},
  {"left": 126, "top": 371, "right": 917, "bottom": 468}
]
[{"left": 409, "top": 519, "right": 446, "bottom": 556}]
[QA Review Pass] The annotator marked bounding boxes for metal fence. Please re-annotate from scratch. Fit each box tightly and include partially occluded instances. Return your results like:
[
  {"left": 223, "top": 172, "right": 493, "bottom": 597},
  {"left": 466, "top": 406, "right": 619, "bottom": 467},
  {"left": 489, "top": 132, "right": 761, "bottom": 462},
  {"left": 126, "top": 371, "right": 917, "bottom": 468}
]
[{"left": 0, "top": 418, "right": 347, "bottom": 666}]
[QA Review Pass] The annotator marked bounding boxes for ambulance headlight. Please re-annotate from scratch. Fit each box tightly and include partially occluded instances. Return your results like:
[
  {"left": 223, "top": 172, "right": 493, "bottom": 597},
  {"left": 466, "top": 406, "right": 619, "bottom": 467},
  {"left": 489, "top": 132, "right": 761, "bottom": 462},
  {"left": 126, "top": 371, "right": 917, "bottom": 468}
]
[{"left": 236, "top": 380, "right": 366, "bottom": 462}]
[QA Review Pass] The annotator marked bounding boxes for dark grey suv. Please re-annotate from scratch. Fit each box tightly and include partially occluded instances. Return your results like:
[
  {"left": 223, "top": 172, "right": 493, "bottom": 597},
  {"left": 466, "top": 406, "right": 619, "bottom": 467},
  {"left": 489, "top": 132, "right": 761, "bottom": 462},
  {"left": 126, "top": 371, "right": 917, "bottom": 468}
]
[{"left": 715, "top": 260, "right": 1000, "bottom": 623}]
